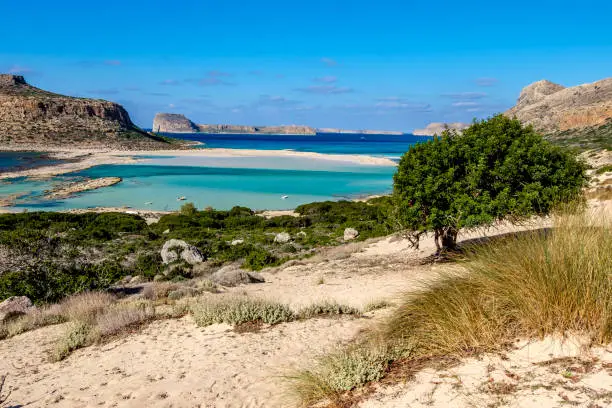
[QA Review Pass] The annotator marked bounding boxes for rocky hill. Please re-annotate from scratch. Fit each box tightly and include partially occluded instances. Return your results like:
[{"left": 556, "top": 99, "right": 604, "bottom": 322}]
[
  {"left": 412, "top": 122, "right": 470, "bottom": 136},
  {"left": 153, "top": 113, "right": 199, "bottom": 133},
  {"left": 0, "top": 75, "right": 184, "bottom": 150},
  {"left": 505, "top": 78, "right": 612, "bottom": 150}
]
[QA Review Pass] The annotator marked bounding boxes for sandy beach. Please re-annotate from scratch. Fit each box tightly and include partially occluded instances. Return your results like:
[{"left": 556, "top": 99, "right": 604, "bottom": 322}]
[
  {"left": 0, "top": 217, "right": 609, "bottom": 407},
  {"left": 0, "top": 147, "right": 397, "bottom": 180}
]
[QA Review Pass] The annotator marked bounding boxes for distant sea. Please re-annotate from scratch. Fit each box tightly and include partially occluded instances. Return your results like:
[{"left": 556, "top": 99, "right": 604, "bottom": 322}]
[
  {"left": 162, "top": 132, "right": 426, "bottom": 160},
  {"left": 1, "top": 133, "right": 430, "bottom": 211}
]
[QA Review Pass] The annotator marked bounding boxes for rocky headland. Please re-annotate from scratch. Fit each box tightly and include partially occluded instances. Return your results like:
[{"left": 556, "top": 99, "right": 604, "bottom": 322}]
[{"left": 0, "top": 75, "right": 186, "bottom": 151}]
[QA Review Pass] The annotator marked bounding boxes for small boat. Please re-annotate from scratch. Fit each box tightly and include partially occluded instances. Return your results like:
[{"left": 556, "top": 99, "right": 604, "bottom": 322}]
[
  {"left": 281, "top": 195, "right": 289, "bottom": 200},
  {"left": 144, "top": 201, "right": 153, "bottom": 205},
  {"left": 177, "top": 196, "right": 187, "bottom": 201}
]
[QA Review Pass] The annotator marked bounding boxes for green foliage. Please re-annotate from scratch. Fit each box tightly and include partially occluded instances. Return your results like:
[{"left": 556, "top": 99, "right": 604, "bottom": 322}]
[
  {"left": 243, "top": 248, "right": 280, "bottom": 271},
  {"left": 394, "top": 115, "right": 588, "bottom": 249},
  {"left": 595, "top": 164, "right": 612, "bottom": 175},
  {"left": 0, "top": 198, "right": 395, "bottom": 303},
  {"left": 0, "top": 260, "right": 126, "bottom": 303},
  {"left": 179, "top": 202, "right": 198, "bottom": 216}
]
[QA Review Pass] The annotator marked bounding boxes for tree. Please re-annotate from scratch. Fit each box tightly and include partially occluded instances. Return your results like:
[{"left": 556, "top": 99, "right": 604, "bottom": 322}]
[
  {"left": 393, "top": 115, "right": 587, "bottom": 252},
  {"left": 180, "top": 202, "right": 198, "bottom": 217}
]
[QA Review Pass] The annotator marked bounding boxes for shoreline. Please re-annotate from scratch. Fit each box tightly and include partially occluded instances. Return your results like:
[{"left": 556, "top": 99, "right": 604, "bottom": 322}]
[{"left": 0, "top": 147, "right": 397, "bottom": 180}]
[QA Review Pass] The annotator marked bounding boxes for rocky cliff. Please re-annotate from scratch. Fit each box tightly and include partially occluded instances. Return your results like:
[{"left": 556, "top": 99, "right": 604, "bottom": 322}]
[
  {"left": 153, "top": 113, "right": 199, "bottom": 133},
  {"left": 505, "top": 78, "right": 612, "bottom": 133},
  {"left": 0, "top": 75, "right": 182, "bottom": 150}
]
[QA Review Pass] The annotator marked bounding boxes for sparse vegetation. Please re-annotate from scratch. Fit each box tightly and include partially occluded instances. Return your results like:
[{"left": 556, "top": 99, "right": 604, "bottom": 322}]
[
  {"left": 291, "top": 210, "right": 612, "bottom": 406},
  {"left": 0, "top": 199, "right": 394, "bottom": 303}
]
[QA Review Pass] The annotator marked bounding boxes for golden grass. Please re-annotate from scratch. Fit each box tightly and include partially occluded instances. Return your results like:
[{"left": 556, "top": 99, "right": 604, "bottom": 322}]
[
  {"left": 52, "top": 300, "right": 155, "bottom": 361},
  {"left": 290, "top": 211, "right": 612, "bottom": 406},
  {"left": 0, "top": 291, "right": 115, "bottom": 340},
  {"left": 57, "top": 291, "right": 116, "bottom": 322}
]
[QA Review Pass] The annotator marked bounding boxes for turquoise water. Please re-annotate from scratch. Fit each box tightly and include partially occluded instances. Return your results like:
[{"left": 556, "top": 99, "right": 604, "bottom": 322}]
[
  {"left": 1, "top": 133, "right": 423, "bottom": 211},
  {"left": 8, "top": 164, "right": 395, "bottom": 211}
]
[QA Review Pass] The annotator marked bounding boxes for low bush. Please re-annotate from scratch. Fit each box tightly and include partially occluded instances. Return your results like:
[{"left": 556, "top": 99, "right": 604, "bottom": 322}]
[
  {"left": 297, "top": 301, "right": 360, "bottom": 319},
  {"left": 189, "top": 296, "right": 295, "bottom": 327}
]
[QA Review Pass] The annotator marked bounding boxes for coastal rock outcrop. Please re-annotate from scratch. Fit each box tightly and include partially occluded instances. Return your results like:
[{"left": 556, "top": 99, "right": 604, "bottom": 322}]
[
  {"left": 45, "top": 177, "right": 122, "bottom": 199},
  {"left": 505, "top": 78, "right": 612, "bottom": 133},
  {"left": 153, "top": 113, "right": 199, "bottom": 133},
  {"left": 343, "top": 228, "right": 359, "bottom": 241},
  {"left": 274, "top": 232, "right": 291, "bottom": 244},
  {"left": 161, "top": 239, "right": 205, "bottom": 265},
  {"left": 210, "top": 265, "right": 265, "bottom": 287},
  {"left": 0, "top": 296, "right": 33, "bottom": 321},
  {"left": 413, "top": 122, "right": 470, "bottom": 136},
  {"left": 0, "top": 74, "right": 181, "bottom": 150}
]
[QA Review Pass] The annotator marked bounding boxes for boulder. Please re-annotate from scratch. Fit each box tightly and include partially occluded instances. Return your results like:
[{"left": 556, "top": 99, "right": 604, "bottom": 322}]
[
  {"left": 344, "top": 228, "right": 359, "bottom": 241},
  {"left": 0, "top": 296, "right": 33, "bottom": 321},
  {"left": 211, "top": 265, "right": 265, "bottom": 287},
  {"left": 274, "top": 232, "right": 291, "bottom": 244},
  {"left": 161, "top": 239, "right": 205, "bottom": 265},
  {"left": 129, "top": 275, "right": 147, "bottom": 284}
]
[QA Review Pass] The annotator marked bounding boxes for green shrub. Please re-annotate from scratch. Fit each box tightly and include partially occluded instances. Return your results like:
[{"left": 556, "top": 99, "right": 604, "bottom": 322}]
[
  {"left": 52, "top": 321, "right": 92, "bottom": 361},
  {"left": 243, "top": 248, "right": 280, "bottom": 271},
  {"left": 180, "top": 202, "right": 198, "bottom": 216},
  {"left": 394, "top": 115, "right": 588, "bottom": 250}
]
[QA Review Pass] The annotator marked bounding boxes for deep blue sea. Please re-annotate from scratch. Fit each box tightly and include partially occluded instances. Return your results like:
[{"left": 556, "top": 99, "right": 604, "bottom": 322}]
[
  {"left": 1, "top": 133, "right": 430, "bottom": 211},
  {"left": 165, "top": 132, "right": 426, "bottom": 160}
]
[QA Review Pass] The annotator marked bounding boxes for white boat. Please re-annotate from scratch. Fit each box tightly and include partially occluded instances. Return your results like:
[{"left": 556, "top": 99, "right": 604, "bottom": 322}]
[
  {"left": 177, "top": 196, "right": 187, "bottom": 201},
  {"left": 281, "top": 195, "right": 289, "bottom": 200},
  {"left": 144, "top": 201, "right": 153, "bottom": 205}
]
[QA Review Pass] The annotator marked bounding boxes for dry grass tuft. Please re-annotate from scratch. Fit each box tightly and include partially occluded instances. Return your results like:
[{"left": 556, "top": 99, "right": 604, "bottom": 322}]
[
  {"left": 58, "top": 291, "right": 116, "bottom": 323},
  {"left": 52, "top": 300, "right": 155, "bottom": 361},
  {"left": 94, "top": 301, "right": 155, "bottom": 337},
  {"left": 0, "top": 291, "right": 115, "bottom": 340},
  {"left": 290, "top": 210, "right": 612, "bottom": 406}
]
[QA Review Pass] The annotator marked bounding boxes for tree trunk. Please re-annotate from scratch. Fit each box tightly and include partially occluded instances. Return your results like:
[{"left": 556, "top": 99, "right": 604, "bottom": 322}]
[{"left": 440, "top": 228, "right": 458, "bottom": 251}]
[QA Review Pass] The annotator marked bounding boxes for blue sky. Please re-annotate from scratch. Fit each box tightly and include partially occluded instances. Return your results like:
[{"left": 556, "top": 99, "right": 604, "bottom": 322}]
[{"left": 2, "top": 0, "right": 611, "bottom": 132}]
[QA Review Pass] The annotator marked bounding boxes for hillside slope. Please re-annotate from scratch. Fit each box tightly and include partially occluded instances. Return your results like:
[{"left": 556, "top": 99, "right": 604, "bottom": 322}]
[
  {"left": 505, "top": 78, "right": 612, "bottom": 150},
  {"left": 0, "top": 75, "right": 184, "bottom": 150}
]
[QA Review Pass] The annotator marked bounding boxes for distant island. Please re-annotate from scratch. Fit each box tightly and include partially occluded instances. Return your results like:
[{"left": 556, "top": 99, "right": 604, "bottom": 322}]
[{"left": 153, "top": 113, "right": 406, "bottom": 135}]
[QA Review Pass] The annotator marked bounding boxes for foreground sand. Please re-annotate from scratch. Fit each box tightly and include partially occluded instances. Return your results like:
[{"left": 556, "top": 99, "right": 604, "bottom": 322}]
[
  {"left": 0, "top": 218, "right": 610, "bottom": 407},
  {"left": 0, "top": 147, "right": 396, "bottom": 180}
]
